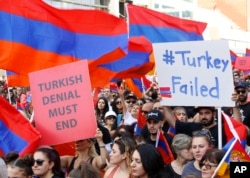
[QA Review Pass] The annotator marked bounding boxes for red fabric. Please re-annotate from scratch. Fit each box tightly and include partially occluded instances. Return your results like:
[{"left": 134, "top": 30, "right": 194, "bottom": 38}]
[
  {"left": 128, "top": 4, "right": 207, "bottom": 34},
  {"left": 53, "top": 142, "right": 75, "bottom": 156},
  {"left": 7, "top": 74, "right": 30, "bottom": 87},
  {"left": 137, "top": 109, "right": 147, "bottom": 128},
  {"left": 141, "top": 76, "right": 151, "bottom": 90},
  {"left": 222, "top": 112, "right": 247, "bottom": 142}
]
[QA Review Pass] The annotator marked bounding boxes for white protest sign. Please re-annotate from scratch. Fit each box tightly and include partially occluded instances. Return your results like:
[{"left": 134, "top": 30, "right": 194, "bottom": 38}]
[{"left": 153, "top": 40, "right": 234, "bottom": 107}]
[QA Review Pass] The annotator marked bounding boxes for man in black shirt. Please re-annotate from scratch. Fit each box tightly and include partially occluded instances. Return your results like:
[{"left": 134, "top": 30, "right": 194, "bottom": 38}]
[
  {"left": 235, "top": 82, "right": 250, "bottom": 145},
  {"left": 163, "top": 106, "right": 226, "bottom": 148}
]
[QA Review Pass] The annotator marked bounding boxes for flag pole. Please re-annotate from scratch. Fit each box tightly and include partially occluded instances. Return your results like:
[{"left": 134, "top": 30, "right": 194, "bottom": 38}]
[
  {"left": 141, "top": 77, "right": 146, "bottom": 95},
  {"left": 211, "top": 138, "right": 236, "bottom": 178},
  {"left": 4, "top": 70, "right": 12, "bottom": 104},
  {"left": 218, "top": 107, "right": 222, "bottom": 149}
]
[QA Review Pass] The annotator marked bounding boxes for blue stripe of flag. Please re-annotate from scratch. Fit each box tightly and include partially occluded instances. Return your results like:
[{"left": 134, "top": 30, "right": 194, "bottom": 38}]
[
  {"left": 0, "top": 11, "right": 127, "bottom": 59},
  {"left": 160, "top": 91, "right": 171, "bottom": 95},
  {"left": 100, "top": 51, "right": 149, "bottom": 72},
  {"left": 0, "top": 120, "right": 28, "bottom": 154},
  {"left": 129, "top": 24, "right": 203, "bottom": 43}
]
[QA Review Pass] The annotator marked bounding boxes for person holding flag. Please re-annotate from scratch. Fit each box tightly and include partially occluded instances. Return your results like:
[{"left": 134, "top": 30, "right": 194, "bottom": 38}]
[
  {"left": 144, "top": 110, "right": 173, "bottom": 148},
  {"left": 143, "top": 110, "right": 174, "bottom": 166},
  {"left": 199, "top": 148, "right": 226, "bottom": 178},
  {"left": 234, "top": 82, "right": 250, "bottom": 146}
]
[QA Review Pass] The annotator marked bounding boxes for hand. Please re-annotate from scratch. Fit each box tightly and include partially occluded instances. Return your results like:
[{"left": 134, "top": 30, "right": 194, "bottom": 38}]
[
  {"left": 231, "top": 92, "right": 239, "bottom": 103},
  {"left": 95, "top": 128, "right": 103, "bottom": 143}
]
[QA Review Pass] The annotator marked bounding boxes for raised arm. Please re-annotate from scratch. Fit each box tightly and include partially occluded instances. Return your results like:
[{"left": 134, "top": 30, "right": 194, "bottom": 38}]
[
  {"left": 60, "top": 155, "right": 74, "bottom": 170},
  {"left": 93, "top": 128, "right": 108, "bottom": 170},
  {"left": 231, "top": 91, "right": 242, "bottom": 122},
  {"left": 162, "top": 106, "right": 176, "bottom": 128}
]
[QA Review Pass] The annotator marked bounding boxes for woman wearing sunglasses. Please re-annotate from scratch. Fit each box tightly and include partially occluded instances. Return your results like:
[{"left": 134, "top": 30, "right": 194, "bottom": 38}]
[
  {"left": 111, "top": 96, "right": 125, "bottom": 129},
  {"left": 182, "top": 130, "right": 212, "bottom": 178},
  {"left": 104, "top": 110, "right": 118, "bottom": 137},
  {"left": 32, "top": 147, "right": 65, "bottom": 178},
  {"left": 199, "top": 148, "right": 226, "bottom": 178}
]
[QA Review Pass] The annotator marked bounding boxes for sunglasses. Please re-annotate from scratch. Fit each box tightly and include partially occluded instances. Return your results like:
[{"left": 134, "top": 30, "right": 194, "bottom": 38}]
[
  {"left": 34, "top": 159, "right": 45, "bottom": 166},
  {"left": 116, "top": 101, "right": 122, "bottom": 105},
  {"left": 141, "top": 110, "right": 149, "bottom": 115},
  {"left": 126, "top": 100, "right": 136, "bottom": 104},
  {"left": 236, "top": 90, "right": 246, "bottom": 94},
  {"left": 199, "top": 162, "right": 217, "bottom": 170}
]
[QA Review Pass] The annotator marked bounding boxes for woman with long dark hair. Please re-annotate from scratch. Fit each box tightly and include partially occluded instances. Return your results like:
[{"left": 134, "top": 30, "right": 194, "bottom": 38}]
[
  {"left": 32, "top": 147, "right": 65, "bottom": 178},
  {"left": 130, "top": 144, "right": 165, "bottom": 178},
  {"left": 95, "top": 97, "right": 110, "bottom": 126}
]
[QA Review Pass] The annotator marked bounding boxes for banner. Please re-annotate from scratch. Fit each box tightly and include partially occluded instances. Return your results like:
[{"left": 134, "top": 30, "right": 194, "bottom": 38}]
[
  {"left": 29, "top": 60, "right": 96, "bottom": 145},
  {"left": 153, "top": 40, "right": 234, "bottom": 107}
]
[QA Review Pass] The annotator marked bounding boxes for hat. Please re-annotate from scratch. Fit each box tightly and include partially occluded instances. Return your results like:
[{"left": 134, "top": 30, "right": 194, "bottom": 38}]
[
  {"left": 125, "top": 93, "right": 137, "bottom": 100},
  {"left": 147, "top": 110, "right": 163, "bottom": 121},
  {"left": 234, "top": 82, "right": 247, "bottom": 90},
  {"left": 195, "top": 107, "right": 215, "bottom": 113},
  {"left": 104, "top": 110, "right": 117, "bottom": 118}
]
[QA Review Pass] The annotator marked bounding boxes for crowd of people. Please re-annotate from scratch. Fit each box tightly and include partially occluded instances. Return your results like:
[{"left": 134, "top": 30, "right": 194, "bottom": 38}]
[
  {"left": 0, "top": 76, "right": 33, "bottom": 120},
  {"left": 0, "top": 68, "right": 250, "bottom": 178}
]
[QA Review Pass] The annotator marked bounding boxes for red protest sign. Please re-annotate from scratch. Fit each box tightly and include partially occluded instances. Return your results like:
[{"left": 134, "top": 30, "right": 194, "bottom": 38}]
[
  {"left": 29, "top": 60, "right": 96, "bottom": 146},
  {"left": 235, "top": 56, "right": 250, "bottom": 70}
]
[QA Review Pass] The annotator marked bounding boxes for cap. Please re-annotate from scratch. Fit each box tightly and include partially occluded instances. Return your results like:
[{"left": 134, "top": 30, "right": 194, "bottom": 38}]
[
  {"left": 147, "top": 110, "right": 163, "bottom": 121},
  {"left": 195, "top": 107, "right": 215, "bottom": 113},
  {"left": 234, "top": 82, "right": 247, "bottom": 90},
  {"left": 104, "top": 110, "right": 117, "bottom": 118},
  {"left": 125, "top": 93, "right": 137, "bottom": 100}
]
